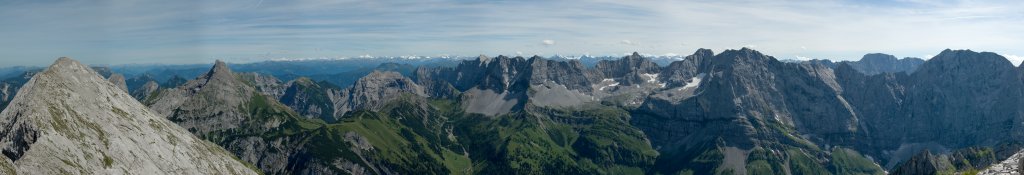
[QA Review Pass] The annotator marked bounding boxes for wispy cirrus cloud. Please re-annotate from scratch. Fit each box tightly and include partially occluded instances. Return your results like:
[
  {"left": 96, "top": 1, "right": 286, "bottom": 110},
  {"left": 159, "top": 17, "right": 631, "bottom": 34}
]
[{"left": 0, "top": 0, "right": 1022, "bottom": 66}]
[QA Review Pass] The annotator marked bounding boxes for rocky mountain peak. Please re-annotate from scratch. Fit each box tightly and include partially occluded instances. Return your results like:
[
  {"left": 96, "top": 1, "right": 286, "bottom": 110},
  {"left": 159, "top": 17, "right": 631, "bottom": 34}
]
[
  {"left": 593, "top": 52, "right": 661, "bottom": 84},
  {"left": 352, "top": 71, "right": 424, "bottom": 96},
  {"left": 694, "top": 48, "right": 714, "bottom": 57},
  {"left": 709, "top": 48, "right": 776, "bottom": 69},
  {"left": 46, "top": 57, "right": 94, "bottom": 76},
  {"left": 861, "top": 53, "right": 898, "bottom": 62},
  {"left": 0, "top": 57, "right": 255, "bottom": 174},
  {"left": 937, "top": 49, "right": 1008, "bottom": 63},
  {"left": 332, "top": 71, "right": 427, "bottom": 118},
  {"left": 843, "top": 53, "right": 925, "bottom": 75},
  {"left": 918, "top": 49, "right": 1014, "bottom": 74},
  {"left": 203, "top": 60, "right": 234, "bottom": 81}
]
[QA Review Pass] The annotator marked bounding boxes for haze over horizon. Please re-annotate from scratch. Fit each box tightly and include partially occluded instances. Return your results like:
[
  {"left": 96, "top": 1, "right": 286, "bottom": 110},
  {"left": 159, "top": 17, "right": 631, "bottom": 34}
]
[{"left": 2, "top": 0, "right": 1023, "bottom": 66}]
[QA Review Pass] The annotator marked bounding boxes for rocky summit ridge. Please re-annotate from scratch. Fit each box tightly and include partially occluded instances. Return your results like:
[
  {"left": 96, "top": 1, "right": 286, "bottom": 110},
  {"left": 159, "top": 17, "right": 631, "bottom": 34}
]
[{"left": 0, "top": 57, "right": 256, "bottom": 174}]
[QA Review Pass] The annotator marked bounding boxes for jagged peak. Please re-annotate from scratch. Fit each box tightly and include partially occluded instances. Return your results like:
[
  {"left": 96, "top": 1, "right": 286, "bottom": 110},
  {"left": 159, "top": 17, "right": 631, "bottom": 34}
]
[
  {"left": 211, "top": 59, "right": 231, "bottom": 73},
  {"left": 202, "top": 60, "right": 234, "bottom": 81},
  {"left": 476, "top": 54, "right": 491, "bottom": 63},
  {"left": 631, "top": 52, "right": 641, "bottom": 57},
  {"left": 694, "top": 48, "right": 714, "bottom": 56},
  {"left": 720, "top": 47, "right": 768, "bottom": 58}
]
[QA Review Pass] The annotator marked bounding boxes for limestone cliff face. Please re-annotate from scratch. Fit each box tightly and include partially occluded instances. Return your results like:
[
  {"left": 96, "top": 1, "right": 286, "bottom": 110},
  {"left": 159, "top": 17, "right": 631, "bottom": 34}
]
[
  {"left": 330, "top": 71, "right": 426, "bottom": 120},
  {"left": 0, "top": 57, "right": 256, "bottom": 174},
  {"left": 635, "top": 48, "right": 859, "bottom": 150},
  {"left": 591, "top": 52, "right": 662, "bottom": 86}
]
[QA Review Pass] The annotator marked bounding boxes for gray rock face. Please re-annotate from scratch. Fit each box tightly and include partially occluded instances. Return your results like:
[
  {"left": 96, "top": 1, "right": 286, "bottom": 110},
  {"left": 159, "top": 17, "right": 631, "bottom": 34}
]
[
  {"left": 844, "top": 53, "right": 925, "bottom": 75},
  {"left": 279, "top": 78, "right": 339, "bottom": 122},
  {"left": 660, "top": 49, "right": 713, "bottom": 87},
  {"left": 0, "top": 57, "right": 256, "bottom": 174},
  {"left": 147, "top": 60, "right": 254, "bottom": 135},
  {"left": 635, "top": 48, "right": 859, "bottom": 151},
  {"left": 835, "top": 49, "right": 1024, "bottom": 168},
  {"left": 903, "top": 50, "right": 1024, "bottom": 146},
  {"left": 145, "top": 60, "right": 303, "bottom": 173},
  {"left": 331, "top": 71, "right": 426, "bottom": 119},
  {"left": 591, "top": 52, "right": 662, "bottom": 86},
  {"left": 980, "top": 149, "right": 1024, "bottom": 174}
]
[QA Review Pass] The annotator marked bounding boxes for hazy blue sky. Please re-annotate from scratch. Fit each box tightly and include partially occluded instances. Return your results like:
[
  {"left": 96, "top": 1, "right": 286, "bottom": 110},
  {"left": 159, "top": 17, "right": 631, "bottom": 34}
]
[{"left": 1, "top": 0, "right": 1023, "bottom": 66}]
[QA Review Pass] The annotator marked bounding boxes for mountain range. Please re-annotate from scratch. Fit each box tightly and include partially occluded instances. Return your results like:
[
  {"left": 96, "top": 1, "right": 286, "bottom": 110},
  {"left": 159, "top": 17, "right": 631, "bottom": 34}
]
[{"left": 1, "top": 48, "right": 1023, "bottom": 174}]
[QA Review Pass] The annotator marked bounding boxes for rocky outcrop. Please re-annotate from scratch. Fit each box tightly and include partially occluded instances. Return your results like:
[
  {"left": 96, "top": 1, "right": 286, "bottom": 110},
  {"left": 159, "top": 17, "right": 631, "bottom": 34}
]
[
  {"left": 980, "top": 150, "right": 1024, "bottom": 174},
  {"left": 835, "top": 49, "right": 1024, "bottom": 168},
  {"left": 660, "top": 49, "right": 713, "bottom": 87},
  {"left": 891, "top": 150, "right": 949, "bottom": 175},
  {"left": 0, "top": 57, "right": 255, "bottom": 174},
  {"left": 330, "top": 71, "right": 426, "bottom": 120}
]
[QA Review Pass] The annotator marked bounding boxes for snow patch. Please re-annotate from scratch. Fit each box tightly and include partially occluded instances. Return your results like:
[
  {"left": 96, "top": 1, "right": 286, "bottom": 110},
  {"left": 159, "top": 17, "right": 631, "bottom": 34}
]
[
  {"left": 641, "top": 73, "right": 659, "bottom": 83},
  {"left": 679, "top": 73, "right": 705, "bottom": 91},
  {"left": 599, "top": 82, "right": 620, "bottom": 91}
]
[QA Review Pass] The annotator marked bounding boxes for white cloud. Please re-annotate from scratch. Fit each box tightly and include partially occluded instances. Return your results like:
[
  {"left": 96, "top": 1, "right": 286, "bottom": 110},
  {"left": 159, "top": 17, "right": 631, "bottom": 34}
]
[
  {"left": 542, "top": 40, "right": 556, "bottom": 46},
  {"left": 795, "top": 55, "right": 812, "bottom": 60},
  {"left": 620, "top": 40, "right": 638, "bottom": 45},
  {"left": 1001, "top": 54, "right": 1024, "bottom": 66}
]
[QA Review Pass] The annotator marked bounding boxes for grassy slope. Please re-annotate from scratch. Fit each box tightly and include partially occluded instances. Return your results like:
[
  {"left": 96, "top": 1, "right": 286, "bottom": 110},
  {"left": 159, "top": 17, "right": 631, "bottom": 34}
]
[{"left": 452, "top": 104, "right": 658, "bottom": 174}]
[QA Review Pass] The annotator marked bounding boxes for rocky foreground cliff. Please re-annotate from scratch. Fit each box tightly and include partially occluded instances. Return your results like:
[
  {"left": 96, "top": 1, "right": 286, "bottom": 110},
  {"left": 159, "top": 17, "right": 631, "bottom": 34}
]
[{"left": 0, "top": 58, "right": 256, "bottom": 174}]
